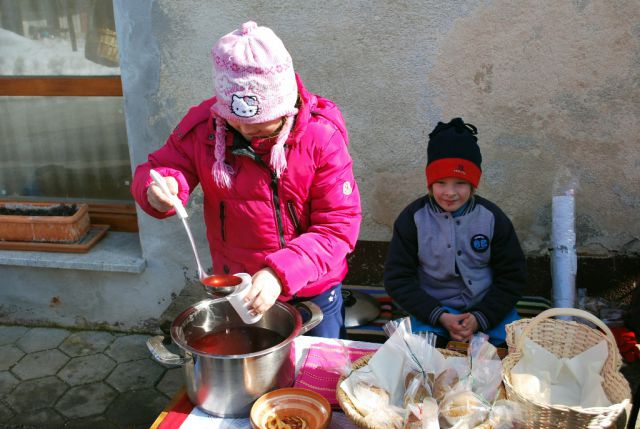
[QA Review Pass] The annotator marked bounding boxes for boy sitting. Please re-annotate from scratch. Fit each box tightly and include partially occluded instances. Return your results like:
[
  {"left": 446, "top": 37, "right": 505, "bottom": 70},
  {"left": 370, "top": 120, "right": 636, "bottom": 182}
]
[{"left": 384, "top": 118, "right": 527, "bottom": 345}]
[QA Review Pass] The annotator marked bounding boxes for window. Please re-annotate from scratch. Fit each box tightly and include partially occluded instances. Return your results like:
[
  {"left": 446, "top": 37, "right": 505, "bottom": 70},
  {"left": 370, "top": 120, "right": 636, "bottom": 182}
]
[{"left": 0, "top": 0, "right": 136, "bottom": 230}]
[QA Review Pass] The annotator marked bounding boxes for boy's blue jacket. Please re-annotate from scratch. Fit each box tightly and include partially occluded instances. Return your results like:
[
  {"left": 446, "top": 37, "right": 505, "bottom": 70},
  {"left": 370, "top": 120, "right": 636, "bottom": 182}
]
[{"left": 384, "top": 195, "right": 526, "bottom": 331}]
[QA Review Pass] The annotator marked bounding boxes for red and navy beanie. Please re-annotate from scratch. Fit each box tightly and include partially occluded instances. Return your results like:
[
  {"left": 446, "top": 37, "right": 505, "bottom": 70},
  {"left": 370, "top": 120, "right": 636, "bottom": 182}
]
[{"left": 426, "top": 117, "right": 482, "bottom": 188}]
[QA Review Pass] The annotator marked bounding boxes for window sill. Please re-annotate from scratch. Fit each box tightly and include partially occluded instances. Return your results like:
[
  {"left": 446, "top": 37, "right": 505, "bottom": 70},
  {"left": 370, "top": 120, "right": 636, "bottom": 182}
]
[{"left": 0, "top": 231, "right": 146, "bottom": 273}]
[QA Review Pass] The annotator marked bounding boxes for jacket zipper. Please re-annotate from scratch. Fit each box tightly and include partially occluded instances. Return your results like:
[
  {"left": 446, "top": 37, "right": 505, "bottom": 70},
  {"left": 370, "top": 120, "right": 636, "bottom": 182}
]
[
  {"left": 232, "top": 145, "right": 287, "bottom": 249},
  {"left": 219, "top": 201, "right": 226, "bottom": 241},
  {"left": 270, "top": 172, "right": 286, "bottom": 248},
  {"left": 287, "top": 200, "right": 301, "bottom": 235}
]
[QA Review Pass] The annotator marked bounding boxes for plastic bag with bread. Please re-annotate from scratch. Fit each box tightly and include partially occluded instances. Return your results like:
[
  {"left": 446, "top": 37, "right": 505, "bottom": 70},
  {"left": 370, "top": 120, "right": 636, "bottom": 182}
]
[
  {"left": 468, "top": 334, "right": 503, "bottom": 403},
  {"left": 471, "top": 400, "right": 525, "bottom": 429},
  {"left": 349, "top": 373, "right": 391, "bottom": 416},
  {"left": 403, "top": 397, "right": 439, "bottom": 429},
  {"left": 403, "top": 372, "right": 433, "bottom": 407},
  {"left": 396, "top": 325, "right": 448, "bottom": 408},
  {"left": 438, "top": 390, "right": 491, "bottom": 429}
]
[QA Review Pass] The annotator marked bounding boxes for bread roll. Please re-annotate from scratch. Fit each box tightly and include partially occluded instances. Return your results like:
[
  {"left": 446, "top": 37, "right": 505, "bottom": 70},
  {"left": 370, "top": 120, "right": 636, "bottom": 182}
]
[
  {"left": 438, "top": 391, "right": 489, "bottom": 429},
  {"left": 352, "top": 381, "right": 390, "bottom": 416},
  {"left": 403, "top": 371, "right": 432, "bottom": 406},
  {"left": 433, "top": 367, "right": 459, "bottom": 402}
]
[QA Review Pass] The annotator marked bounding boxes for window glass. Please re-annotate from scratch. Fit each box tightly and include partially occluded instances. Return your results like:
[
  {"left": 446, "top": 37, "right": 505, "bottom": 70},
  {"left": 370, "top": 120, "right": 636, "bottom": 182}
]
[
  {"left": 0, "top": 0, "right": 120, "bottom": 76},
  {"left": 0, "top": 0, "right": 132, "bottom": 203},
  {"left": 0, "top": 96, "right": 131, "bottom": 201}
]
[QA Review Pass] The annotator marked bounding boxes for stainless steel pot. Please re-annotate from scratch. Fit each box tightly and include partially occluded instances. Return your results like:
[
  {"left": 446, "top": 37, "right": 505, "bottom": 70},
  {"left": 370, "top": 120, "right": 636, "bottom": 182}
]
[{"left": 147, "top": 298, "right": 322, "bottom": 417}]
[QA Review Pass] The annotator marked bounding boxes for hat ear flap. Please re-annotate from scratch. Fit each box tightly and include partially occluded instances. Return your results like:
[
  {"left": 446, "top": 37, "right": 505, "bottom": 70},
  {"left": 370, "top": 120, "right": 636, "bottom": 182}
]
[
  {"left": 211, "top": 117, "right": 233, "bottom": 188},
  {"left": 270, "top": 115, "right": 294, "bottom": 178}
]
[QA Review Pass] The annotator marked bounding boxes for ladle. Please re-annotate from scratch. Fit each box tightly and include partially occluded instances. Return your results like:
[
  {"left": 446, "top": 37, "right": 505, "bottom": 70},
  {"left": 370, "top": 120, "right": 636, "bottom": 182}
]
[{"left": 149, "top": 169, "right": 242, "bottom": 296}]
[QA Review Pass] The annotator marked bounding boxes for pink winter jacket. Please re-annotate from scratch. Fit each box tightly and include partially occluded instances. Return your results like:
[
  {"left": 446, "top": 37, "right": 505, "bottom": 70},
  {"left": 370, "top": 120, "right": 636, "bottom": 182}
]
[{"left": 131, "top": 75, "right": 362, "bottom": 300}]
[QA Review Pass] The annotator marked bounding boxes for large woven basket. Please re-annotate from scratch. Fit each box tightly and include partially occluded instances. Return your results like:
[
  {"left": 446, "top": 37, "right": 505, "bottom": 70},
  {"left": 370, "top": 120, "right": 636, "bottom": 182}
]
[
  {"left": 336, "top": 349, "right": 466, "bottom": 429},
  {"left": 503, "top": 308, "right": 632, "bottom": 429}
]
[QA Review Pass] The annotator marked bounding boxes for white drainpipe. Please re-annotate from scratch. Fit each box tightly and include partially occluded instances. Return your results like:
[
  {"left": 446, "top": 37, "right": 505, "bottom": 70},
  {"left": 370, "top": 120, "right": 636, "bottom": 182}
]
[{"left": 551, "top": 192, "right": 577, "bottom": 319}]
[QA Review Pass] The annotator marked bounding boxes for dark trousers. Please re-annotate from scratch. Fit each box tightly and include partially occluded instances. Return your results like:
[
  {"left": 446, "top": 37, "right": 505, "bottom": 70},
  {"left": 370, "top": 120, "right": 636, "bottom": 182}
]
[{"left": 291, "top": 284, "right": 346, "bottom": 339}]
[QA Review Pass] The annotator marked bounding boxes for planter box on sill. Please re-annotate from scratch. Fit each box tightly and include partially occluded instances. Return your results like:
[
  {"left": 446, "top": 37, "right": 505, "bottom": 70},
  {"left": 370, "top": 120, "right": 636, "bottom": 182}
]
[{"left": 0, "top": 202, "right": 91, "bottom": 243}]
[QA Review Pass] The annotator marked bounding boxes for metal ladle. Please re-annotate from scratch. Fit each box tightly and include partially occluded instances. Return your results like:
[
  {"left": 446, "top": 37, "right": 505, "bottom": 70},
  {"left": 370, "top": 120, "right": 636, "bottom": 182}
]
[{"left": 149, "top": 169, "right": 241, "bottom": 296}]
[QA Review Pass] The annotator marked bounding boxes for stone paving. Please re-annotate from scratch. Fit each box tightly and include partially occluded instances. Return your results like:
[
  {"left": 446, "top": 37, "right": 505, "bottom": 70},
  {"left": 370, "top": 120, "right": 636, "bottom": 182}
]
[
  {"left": 0, "top": 280, "right": 638, "bottom": 429},
  {"left": 0, "top": 325, "right": 183, "bottom": 429}
]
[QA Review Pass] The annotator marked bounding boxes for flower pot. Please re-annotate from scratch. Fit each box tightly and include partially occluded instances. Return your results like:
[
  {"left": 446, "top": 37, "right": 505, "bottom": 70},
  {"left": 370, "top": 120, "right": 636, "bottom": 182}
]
[{"left": 0, "top": 202, "right": 91, "bottom": 243}]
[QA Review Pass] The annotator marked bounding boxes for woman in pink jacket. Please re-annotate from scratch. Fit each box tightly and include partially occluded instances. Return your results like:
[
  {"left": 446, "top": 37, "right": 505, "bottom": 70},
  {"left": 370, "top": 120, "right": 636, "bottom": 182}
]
[{"left": 131, "top": 21, "right": 361, "bottom": 338}]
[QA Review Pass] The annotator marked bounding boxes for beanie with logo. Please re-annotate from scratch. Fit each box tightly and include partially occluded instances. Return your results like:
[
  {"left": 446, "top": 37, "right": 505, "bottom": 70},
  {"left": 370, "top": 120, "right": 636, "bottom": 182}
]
[
  {"left": 426, "top": 117, "right": 482, "bottom": 188},
  {"left": 210, "top": 21, "right": 298, "bottom": 188}
]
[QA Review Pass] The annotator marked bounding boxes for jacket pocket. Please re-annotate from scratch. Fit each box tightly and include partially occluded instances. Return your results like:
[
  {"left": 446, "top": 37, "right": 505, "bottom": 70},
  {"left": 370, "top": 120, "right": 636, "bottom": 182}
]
[
  {"left": 286, "top": 200, "right": 302, "bottom": 235},
  {"left": 219, "top": 201, "right": 226, "bottom": 241}
]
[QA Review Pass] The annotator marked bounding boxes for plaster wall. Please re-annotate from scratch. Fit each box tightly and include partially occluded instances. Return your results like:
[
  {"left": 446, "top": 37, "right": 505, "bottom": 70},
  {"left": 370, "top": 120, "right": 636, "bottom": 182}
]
[
  {"left": 134, "top": 0, "right": 640, "bottom": 256},
  {"left": 2, "top": 0, "right": 637, "bottom": 331}
]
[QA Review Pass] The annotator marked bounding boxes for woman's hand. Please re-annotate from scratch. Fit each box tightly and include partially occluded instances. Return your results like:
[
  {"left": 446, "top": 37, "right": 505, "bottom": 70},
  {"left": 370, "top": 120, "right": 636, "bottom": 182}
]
[
  {"left": 245, "top": 268, "right": 283, "bottom": 315},
  {"left": 147, "top": 175, "right": 179, "bottom": 212},
  {"left": 439, "top": 312, "right": 478, "bottom": 342}
]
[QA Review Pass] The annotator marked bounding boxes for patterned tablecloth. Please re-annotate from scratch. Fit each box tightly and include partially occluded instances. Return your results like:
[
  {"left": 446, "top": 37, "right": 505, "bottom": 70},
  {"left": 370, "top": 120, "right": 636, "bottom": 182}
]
[{"left": 151, "top": 335, "right": 381, "bottom": 429}]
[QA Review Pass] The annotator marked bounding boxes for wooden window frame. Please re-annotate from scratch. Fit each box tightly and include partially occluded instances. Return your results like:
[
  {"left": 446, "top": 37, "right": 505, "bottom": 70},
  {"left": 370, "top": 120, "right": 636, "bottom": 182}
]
[
  {"left": 0, "top": 75, "right": 137, "bottom": 231},
  {"left": 0, "top": 76, "right": 122, "bottom": 96}
]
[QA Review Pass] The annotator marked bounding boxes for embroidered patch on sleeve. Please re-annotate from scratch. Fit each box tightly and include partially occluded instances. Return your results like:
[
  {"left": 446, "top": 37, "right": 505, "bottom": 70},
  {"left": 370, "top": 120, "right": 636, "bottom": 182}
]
[{"left": 342, "top": 181, "right": 353, "bottom": 195}]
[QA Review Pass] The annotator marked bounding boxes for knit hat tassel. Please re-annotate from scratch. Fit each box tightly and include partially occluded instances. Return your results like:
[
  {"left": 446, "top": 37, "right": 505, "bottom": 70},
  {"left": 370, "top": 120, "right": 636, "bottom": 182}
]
[
  {"left": 270, "top": 115, "right": 293, "bottom": 178},
  {"left": 212, "top": 117, "right": 233, "bottom": 188}
]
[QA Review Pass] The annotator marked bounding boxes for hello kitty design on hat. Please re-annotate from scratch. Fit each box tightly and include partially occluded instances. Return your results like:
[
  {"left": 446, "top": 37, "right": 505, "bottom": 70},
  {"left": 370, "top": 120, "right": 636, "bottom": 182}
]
[
  {"left": 231, "top": 95, "right": 259, "bottom": 118},
  {"left": 210, "top": 21, "right": 299, "bottom": 188}
]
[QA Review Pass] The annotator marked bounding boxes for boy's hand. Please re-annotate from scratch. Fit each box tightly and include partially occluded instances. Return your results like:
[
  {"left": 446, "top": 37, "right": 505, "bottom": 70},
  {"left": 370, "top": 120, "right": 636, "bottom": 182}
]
[
  {"left": 440, "top": 312, "right": 478, "bottom": 342},
  {"left": 147, "top": 175, "right": 179, "bottom": 212},
  {"left": 245, "top": 268, "right": 282, "bottom": 316},
  {"left": 458, "top": 314, "right": 479, "bottom": 342}
]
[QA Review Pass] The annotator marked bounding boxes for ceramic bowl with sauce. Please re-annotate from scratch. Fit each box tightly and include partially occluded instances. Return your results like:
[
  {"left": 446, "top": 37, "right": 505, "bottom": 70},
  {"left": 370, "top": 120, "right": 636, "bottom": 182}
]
[{"left": 250, "top": 387, "right": 332, "bottom": 429}]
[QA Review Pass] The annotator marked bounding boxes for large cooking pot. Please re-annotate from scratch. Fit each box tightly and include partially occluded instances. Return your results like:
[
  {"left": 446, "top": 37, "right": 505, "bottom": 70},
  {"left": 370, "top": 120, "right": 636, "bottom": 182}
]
[{"left": 147, "top": 298, "right": 322, "bottom": 417}]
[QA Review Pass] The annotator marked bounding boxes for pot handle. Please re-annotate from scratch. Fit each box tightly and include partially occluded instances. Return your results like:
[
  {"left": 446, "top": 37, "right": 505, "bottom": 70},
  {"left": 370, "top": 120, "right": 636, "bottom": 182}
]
[
  {"left": 146, "top": 335, "right": 185, "bottom": 367},
  {"left": 293, "top": 301, "right": 324, "bottom": 335}
]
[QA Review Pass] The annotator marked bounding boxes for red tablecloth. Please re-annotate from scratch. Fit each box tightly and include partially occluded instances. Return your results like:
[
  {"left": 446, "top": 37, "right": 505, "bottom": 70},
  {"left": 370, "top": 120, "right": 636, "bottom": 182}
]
[{"left": 151, "top": 336, "right": 381, "bottom": 429}]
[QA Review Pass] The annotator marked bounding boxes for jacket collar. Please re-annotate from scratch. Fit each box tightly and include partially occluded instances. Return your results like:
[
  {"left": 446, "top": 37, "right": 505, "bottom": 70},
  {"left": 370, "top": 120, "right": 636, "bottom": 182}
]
[{"left": 427, "top": 195, "right": 477, "bottom": 216}]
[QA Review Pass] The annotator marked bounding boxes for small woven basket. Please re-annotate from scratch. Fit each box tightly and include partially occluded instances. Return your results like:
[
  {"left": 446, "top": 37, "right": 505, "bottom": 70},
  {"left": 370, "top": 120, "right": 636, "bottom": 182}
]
[
  {"left": 503, "top": 308, "right": 632, "bottom": 429},
  {"left": 336, "top": 349, "right": 466, "bottom": 429}
]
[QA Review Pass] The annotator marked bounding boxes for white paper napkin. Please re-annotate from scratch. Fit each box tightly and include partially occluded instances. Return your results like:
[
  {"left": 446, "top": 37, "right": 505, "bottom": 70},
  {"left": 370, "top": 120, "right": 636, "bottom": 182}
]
[{"left": 511, "top": 338, "right": 611, "bottom": 408}]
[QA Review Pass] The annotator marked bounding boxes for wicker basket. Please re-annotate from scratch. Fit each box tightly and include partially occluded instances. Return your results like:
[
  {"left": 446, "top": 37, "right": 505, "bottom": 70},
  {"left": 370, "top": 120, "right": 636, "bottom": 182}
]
[
  {"left": 503, "top": 308, "right": 632, "bottom": 429},
  {"left": 336, "top": 349, "right": 466, "bottom": 429}
]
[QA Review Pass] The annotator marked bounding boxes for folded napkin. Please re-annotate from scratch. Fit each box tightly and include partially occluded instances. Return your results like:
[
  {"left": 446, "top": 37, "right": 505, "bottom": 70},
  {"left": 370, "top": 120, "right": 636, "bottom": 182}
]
[
  {"left": 294, "top": 342, "right": 374, "bottom": 408},
  {"left": 511, "top": 338, "right": 611, "bottom": 407}
]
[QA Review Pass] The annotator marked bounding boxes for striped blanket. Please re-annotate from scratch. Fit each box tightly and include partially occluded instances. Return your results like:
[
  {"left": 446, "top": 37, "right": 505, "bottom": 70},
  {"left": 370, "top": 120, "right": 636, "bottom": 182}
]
[{"left": 343, "top": 285, "right": 552, "bottom": 343}]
